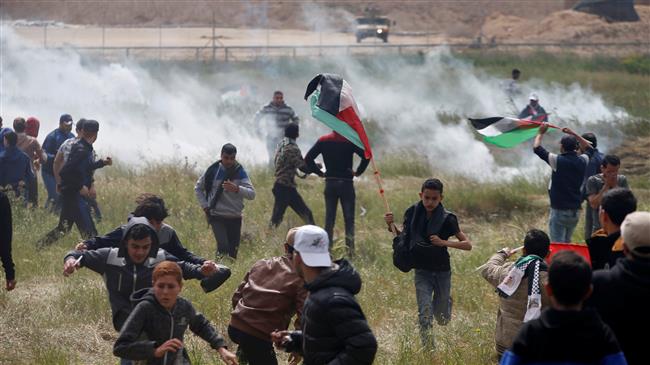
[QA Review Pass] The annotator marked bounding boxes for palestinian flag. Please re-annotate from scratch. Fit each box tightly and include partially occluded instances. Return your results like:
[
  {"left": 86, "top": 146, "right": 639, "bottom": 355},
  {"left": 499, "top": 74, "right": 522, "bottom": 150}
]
[
  {"left": 469, "top": 115, "right": 547, "bottom": 148},
  {"left": 304, "top": 74, "right": 373, "bottom": 159}
]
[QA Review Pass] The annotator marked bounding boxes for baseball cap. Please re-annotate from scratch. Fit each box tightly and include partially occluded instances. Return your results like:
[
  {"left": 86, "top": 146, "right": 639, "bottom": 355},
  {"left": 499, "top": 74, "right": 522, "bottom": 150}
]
[
  {"left": 621, "top": 211, "right": 650, "bottom": 259},
  {"left": 529, "top": 92, "right": 539, "bottom": 101},
  {"left": 60, "top": 114, "right": 73, "bottom": 125},
  {"left": 293, "top": 225, "right": 331, "bottom": 267},
  {"left": 560, "top": 135, "right": 578, "bottom": 151}
]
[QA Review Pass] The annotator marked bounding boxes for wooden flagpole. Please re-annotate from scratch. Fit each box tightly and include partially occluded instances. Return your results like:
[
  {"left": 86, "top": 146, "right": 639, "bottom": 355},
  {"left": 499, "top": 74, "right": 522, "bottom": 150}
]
[{"left": 370, "top": 157, "right": 397, "bottom": 236}]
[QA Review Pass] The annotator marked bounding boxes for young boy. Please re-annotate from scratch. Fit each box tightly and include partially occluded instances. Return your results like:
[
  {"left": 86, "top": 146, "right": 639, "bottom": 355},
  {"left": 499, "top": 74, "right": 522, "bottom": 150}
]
[
  {"left": 114, "top": 261, "right": 238, "bottom": 365},
  {"left": 384, "top": 178, "right": 472, "bottom": 348},
  {"left": 500, "top": 251, "right": 627, "bottom": 365}
]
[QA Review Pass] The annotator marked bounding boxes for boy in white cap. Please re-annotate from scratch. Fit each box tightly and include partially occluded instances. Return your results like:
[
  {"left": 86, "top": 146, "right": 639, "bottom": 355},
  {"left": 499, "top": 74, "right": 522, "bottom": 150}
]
[
  {"left": 589, "top": 211, "right": 650, "bottom": 365},
  {"left": 518, "top": 93, "right": 548, "bottom": 122},
  {"left": 271, "top": 225, "right": 377, "bottom": 365}
]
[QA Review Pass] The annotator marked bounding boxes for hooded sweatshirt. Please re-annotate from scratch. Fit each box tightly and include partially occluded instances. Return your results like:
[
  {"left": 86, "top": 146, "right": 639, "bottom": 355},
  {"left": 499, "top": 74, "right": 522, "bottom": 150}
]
[
  {"left": 194, "top": 162, "right": 255, "bottom": 218},
  {"left": 588, "top": 258, "right": 650, "bottom": 365},
  {"left": 63, "top": 217, "right": 205, "bottom": 331},
  {"left": 0, "top": 146, "right": 35, "bottom": 188},
  {"left": 113, "top": 288, "right": 227, "bottom": 365},
  {"left": 287, "top": 259, "right": 377, "bottom": 365}
]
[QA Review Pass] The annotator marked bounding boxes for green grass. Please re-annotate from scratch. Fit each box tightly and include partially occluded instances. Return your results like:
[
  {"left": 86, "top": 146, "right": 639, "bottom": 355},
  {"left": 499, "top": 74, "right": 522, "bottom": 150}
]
[{"left": 1, "top": 53, "right": 649, "bottom": 364}]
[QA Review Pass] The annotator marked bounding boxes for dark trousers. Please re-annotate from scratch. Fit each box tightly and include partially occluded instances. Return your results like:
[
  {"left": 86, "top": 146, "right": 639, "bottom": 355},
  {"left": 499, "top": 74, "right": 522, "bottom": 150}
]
[
  {"left": 324, "top": 179, "right": 356, "bottom": 252},
  {"left": 85, "top": 196, "right": 102, "bottom": 221},
  {"left": 270, "top": 183, "right": 315, "bottom": 227},
  {"left": 27, "top": 175, "right": 38, "bottom": 206},
  {"left": 38, "top": 192, "right": 97, "bottom": 247},
  {"left": 228, "top": 325, "right": 278, "bottom": 365},
  {"left": 209, "top": 216, "right": 242, "bottom": 259}
]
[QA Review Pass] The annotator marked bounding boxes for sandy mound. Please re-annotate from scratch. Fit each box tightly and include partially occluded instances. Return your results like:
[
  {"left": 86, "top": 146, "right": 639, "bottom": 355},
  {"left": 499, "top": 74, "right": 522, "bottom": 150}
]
[{"left": 481, "top": 5, "right": 650, "bottom": 43}]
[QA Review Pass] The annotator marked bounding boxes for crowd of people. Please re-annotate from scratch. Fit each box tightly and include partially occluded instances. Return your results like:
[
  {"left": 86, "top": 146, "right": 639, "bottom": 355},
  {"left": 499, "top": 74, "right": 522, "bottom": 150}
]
[{"left": 0, "top": 89, "right": 649, "bottom": 365}]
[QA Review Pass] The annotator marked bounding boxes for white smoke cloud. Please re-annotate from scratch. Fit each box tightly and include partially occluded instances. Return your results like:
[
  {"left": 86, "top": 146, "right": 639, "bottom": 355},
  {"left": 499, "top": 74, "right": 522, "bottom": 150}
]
[{"left": 0, "top": 25, "right": 628, "bottom": 180}]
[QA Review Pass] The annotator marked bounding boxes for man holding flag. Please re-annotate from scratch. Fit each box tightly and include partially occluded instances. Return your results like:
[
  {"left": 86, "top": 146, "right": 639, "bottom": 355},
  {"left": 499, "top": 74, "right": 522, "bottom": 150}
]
[
  {"left": 303, "top": 74, "right": 372, "bottom": 254},
  {"left": 533, "top": 125, "right": 594, "bottom": 243}
]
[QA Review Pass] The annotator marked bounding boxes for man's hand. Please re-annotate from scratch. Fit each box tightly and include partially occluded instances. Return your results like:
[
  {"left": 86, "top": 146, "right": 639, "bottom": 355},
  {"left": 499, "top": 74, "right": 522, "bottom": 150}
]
[
  {"left": 6, "top": 279, "right": 16, "bottom": 291},
  {"left": 222, "top": 180, "right": 239, "bottom": 193},
  {"left": 200, "top": 261, "right": 218, "bottom": 277},
  {"left": 430, "top": 235, "right": 447, "bottom": 247},
  {"left": 498, "top": 247, "right": 515, "bottom": 258},
  {"left": 154, "top": 339, "right": 183, "bottom": 358},
  {"left": 271, "top": 330, "right": 290, "bottom": 349},
  {"left": 217, "top": 347, "right": 238, "bottom": 365},
  {"left": 79, "top": 186, "right": 90, "bottom": 198},
  {"left": 384, "top": 212, "right": 394, "bottom": 227},
  {"left": 88, "top": 185, "right": 97, "bottom": 199},
  {"left": 538, "top": 123, "right": 549, "bottom": 134},
  {"left": 103, "top": 157, "right": 113, "bottom": 166},
  {"left": 75, "top": 242, "right": 88, "bottom": 251},
  {"left": 63, "top": 257, "right": 81, "bottom": 277},
  {"left": 289, "top": 353, "right": 302, "bottom": 365}
]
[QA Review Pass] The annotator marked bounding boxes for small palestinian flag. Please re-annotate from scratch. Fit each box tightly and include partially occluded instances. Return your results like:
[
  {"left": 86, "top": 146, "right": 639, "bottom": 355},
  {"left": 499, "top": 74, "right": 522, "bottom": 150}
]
[
  {"left": 469, "top": 115, "right": 547, "bottom": 148},
  {"left": 304, "top": 73, "right": 372, "bottom": 159}
]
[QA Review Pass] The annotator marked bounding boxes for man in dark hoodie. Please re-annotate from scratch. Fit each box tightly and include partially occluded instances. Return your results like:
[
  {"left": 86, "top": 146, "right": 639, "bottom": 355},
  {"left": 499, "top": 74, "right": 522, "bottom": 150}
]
[
  {"left": 75, "top": 195, "right": 228, "bottom": 292},
  {"left": 271, "top": 225, "right": 377, "bottom": 365},
  {"left": 588, "top": 211, "right": 650, "bottom": 365},
  {"left": 0, "top": 131, "right": 34, "bottom": 197},
  {"left": 38, "top": 120, "right": 111, "bottom": 246},
  {"left": 500, "top": 251, "right": 627, "bottom": 365},
  {"left": 304, "top": 132, "right": 370, "bottom": 254},
  {"left": 62, "top": 217, "right": 216, "bottom": 333},
  {"left": 114, "top": 261, "right": 238, "bottom": 365}
]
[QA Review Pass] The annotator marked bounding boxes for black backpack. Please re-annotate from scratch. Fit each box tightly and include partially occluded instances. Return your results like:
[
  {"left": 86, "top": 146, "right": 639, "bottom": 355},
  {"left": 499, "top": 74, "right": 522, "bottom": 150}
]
[{"left": 392, "top": 234, "right": 413, "bottom": 273}]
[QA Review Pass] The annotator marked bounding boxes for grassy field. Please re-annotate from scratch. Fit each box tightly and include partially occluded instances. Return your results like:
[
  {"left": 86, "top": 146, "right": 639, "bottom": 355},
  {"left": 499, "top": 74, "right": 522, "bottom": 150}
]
[{"left": 1, "top": 53, "right": 649, "bottom": 364}]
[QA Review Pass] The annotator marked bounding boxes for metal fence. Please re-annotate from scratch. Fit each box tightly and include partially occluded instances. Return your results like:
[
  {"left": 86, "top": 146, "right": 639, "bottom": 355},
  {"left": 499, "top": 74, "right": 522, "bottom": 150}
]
[{"left": 39, "top": 42, "right": 650, "bottom": 62}]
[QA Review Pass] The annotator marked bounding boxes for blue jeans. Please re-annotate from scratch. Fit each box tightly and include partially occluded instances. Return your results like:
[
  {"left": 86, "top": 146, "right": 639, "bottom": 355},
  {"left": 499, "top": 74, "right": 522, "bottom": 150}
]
[
  {"left": 549, "top": 208, "right": 580, "bottom": 243},
  {"left": 41, "top": 170, "right": 58, "bottom": 211},
  {"left": 414, "top": 269, "right": 452, "bottom": 347}
]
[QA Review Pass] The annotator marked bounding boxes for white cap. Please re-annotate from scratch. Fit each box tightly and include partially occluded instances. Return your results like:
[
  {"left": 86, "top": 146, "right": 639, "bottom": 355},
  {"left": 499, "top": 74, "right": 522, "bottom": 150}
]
[
  {"left": 293, "top": 225, "right": 331, "bottom": 267},
  {"left": 529, "top": 92, "right": 539, "bottom": 101},
  {"left": 621, "top": 211, "right": 650, "bottom": 259}
]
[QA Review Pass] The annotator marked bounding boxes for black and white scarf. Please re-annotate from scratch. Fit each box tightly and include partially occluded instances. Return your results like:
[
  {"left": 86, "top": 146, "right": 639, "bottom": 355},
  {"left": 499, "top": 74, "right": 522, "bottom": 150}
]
[{"left": 497, "top": 254, "right": 547, "bottom": 322}]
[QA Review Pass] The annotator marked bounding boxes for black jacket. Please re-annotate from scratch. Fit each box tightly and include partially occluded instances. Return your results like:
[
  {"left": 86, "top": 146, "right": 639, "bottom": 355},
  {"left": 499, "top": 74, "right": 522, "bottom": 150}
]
[
  {"left": 288, "top": 259, "right": 377, "bottom": 365},
  {"left": 501, "top": 308, "right": 625, "bottom": 365},
  {"left": 0, "top": 191, "right": 15, "bottom": 281},
  {"left": 114, "top": 288, "right": 227, "bottom": 365},
  {"left": 304, "top": 133, "right": 369, "bottom": 180},
  {"left": 59, "top": 138, "right": 105, "bottom": 194},
  {"left": 588, "top": 258, "right": 650, "bottom": 365},
  {"left": 64, "top": 217, "right": 206, "bottom": 331},
  {"left": 84, "top": 218, "right": 206, "bottom": 265}
]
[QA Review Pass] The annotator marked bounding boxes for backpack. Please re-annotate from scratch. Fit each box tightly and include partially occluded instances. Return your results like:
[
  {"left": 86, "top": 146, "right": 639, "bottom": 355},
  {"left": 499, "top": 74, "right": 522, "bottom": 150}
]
[{"left": 392, "top": 234, "right": 413, "bottom": 273}]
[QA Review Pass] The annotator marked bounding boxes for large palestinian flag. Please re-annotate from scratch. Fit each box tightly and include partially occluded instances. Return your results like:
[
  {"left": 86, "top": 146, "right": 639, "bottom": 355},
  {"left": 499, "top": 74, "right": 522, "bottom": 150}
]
[
  {"left": 304, "top": 74, "right": 373, "bottom": 159},
  {"left": 469, "top": 115, "right": 548, "bottom": 148}
]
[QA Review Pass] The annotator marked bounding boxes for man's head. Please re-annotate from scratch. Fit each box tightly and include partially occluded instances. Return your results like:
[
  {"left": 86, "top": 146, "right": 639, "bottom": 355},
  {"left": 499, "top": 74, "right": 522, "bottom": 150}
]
[
  {"left": 81, "top": 119, "right": 99, "bottom": 143},
  {"left": 419, "top": 178, "right": 444, "bottom": 212},
  {"left": 599, "top": 188, "right": 637, "bottom": 231},
  {"left": 547, "top": 250, "right": 592, "bottom": 308},
  {"left": 560, "top": 135, "right": 578, "bottom": 153},
  {"left": 133, "top": 199, "right": 168, "bottom": 231},
  {"left": 125, "top": 224, "right": 154, "bottom": 264},
  {"left": 528, "top": 92, "right": 539, "bottom": 107},
  {"left": 512, "top": 68, "right": 521, "bottom": 80},
  {"left": 220, "top": 143, "right": 237, "bottom": 168},
  {"left": 272, "top": 91, "right": 284, "bottom": 106},
  {"left": 285, "top": 123, "right": 299, "bottom": 139},
  {"left": 621, "top": 211, "right": 650, "bottom": 261},
  {"left": 581, "top": 133, "right": 597, "bottom": 149},
  {"left": 284, "top": 227, "right": 299, "bottom": 259},
  {"left": 3, "top": 131, "right": 17, "bottom": 148},
  {"left": 292, "top": 225, "right": 331, "bottom": 279},
  {"left": 152, "top": 261, "right": 183, "bottom": 310},
  {"left": 523, "top": 229, "right": 550, "bottom": 258},
  {"left": 601, "top": 155, "right": 621, "bottom": 176},
  {"left": 59, "top": 114, "right": 73, "bottom": 133},
  {"left": 75, "top": 118, "right": 86, "bottom": 137},
  {"left": 13, "top": 117, "right": 26, "bottom": 133},
  {"left": 25, "top": 117, "right": 40, "bottom": 137}
]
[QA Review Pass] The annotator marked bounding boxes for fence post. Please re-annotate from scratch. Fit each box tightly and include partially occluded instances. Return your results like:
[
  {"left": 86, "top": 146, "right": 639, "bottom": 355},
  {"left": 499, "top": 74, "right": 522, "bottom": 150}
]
[
  {"left": 212, "top": 11, "right": 216, "bottom": 62},
  {"left": 225, "top": 47, "right": 229, "bottom": 62},
  {"left": 43, "top": 24, "right": 47, "bottom": 48}
]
